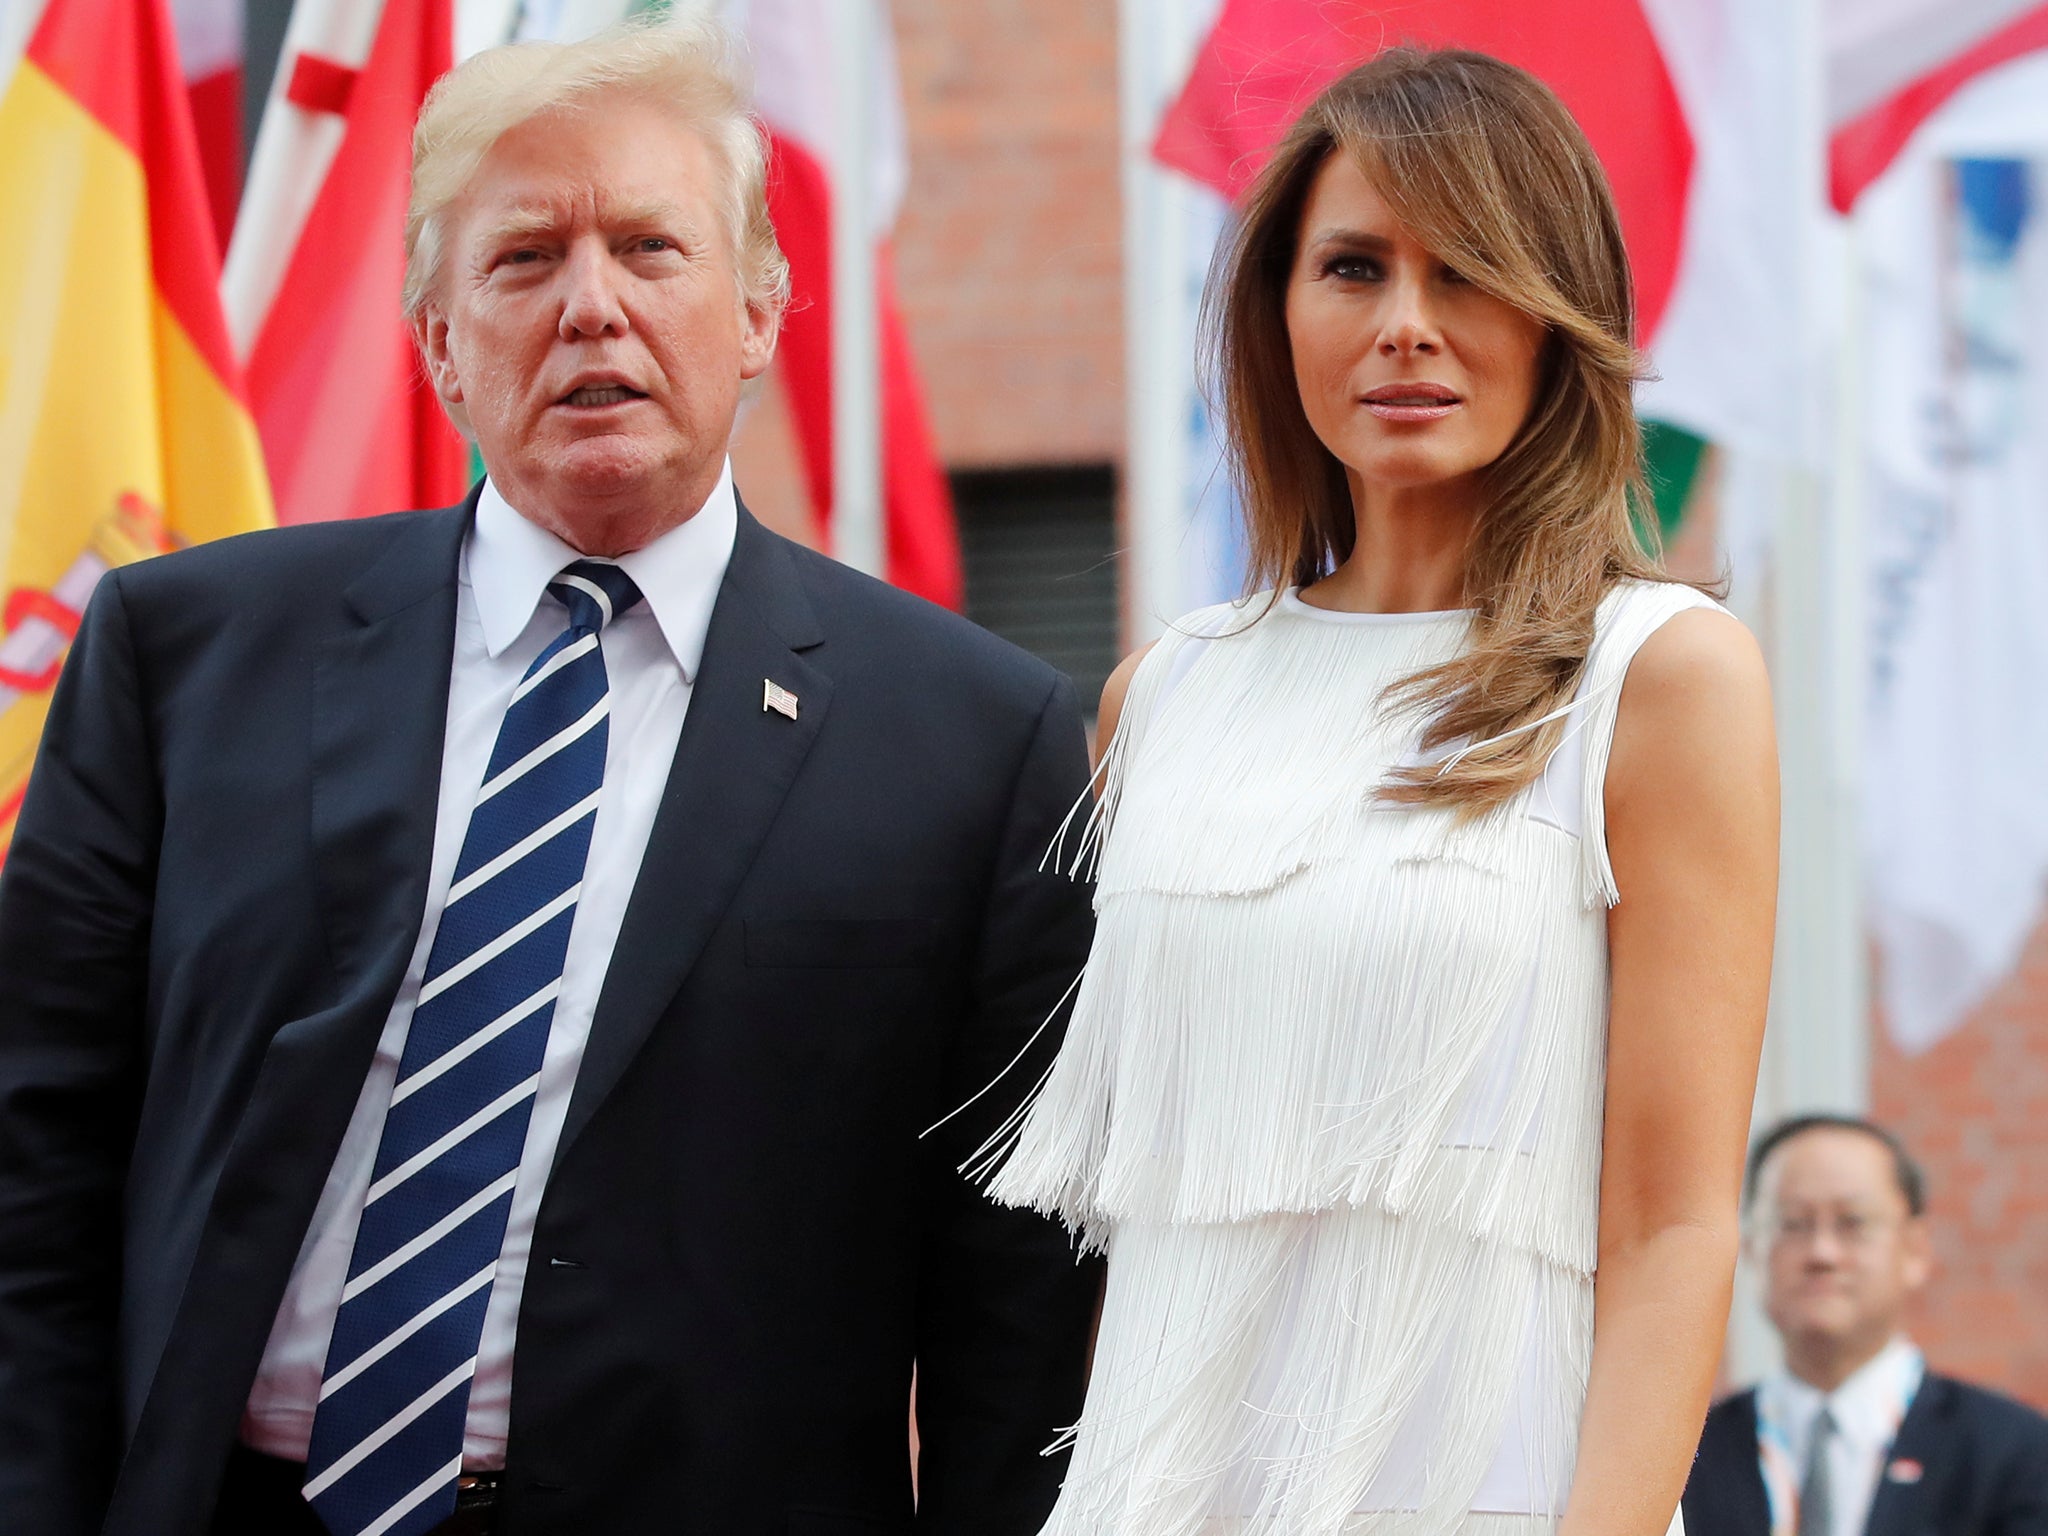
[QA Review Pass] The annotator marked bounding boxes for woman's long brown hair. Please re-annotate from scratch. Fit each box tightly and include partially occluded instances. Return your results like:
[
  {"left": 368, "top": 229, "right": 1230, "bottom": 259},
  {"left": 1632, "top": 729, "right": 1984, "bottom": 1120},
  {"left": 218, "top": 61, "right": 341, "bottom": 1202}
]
[{"left": 1207, "top": 47, "right": 1693, "bottom": 812}]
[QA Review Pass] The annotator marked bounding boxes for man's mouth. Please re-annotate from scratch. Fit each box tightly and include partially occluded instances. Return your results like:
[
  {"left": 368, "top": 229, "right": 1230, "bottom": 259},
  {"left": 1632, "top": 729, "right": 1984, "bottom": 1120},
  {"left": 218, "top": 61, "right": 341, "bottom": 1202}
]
[{"left": 560, "top": 384, "right": 646, "bottom": 407}]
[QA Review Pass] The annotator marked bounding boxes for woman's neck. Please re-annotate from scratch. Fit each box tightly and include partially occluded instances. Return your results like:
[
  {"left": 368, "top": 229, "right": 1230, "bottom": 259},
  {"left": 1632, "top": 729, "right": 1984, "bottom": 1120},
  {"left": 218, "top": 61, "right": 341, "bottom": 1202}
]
[{"left": 1305, "top": 474, "right": 1484, "bottom": 614}]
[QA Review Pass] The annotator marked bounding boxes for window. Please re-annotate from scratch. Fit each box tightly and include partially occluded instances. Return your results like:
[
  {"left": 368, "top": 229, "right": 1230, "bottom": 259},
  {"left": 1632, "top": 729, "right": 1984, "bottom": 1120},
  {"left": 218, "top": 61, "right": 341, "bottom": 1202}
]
[{"left": 954, "top": 465, "right": 1120, "bottom": 715}]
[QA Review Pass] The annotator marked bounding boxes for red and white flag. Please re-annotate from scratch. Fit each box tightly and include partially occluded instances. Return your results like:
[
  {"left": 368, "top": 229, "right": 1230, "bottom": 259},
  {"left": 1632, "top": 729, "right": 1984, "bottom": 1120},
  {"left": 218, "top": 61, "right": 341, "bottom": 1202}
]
[
  {"left": 740, "top": 0, "right": 963, "bottom": 609},
  {"left": 1155, "top": 0, "right": 1696, "bottom": 340},
  {"left": 171, "top": 0, "right": 241, "bottom": 249},
  {"left": 1845, "top": 27, "right": 2048, "bottom": 1052},
  {"left": 1153, "top": 0, "right": 2048, "bottom": 460},
  {"left": 221, "top": 0, "right": 468, "bottom": 526},
  {"left": 1148, "top": 0, "right": 1803, "bottom": 472},
  {"left": 1830, "top": 0, "right": 2048, "bottom": 208}
]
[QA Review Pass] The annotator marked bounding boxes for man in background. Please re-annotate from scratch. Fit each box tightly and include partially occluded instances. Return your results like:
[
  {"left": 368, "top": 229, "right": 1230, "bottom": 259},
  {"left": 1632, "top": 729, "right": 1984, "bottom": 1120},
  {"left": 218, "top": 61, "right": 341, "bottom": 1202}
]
[{"left": 1684, "top": 1115, "right": 2048, "bottom": 1536}]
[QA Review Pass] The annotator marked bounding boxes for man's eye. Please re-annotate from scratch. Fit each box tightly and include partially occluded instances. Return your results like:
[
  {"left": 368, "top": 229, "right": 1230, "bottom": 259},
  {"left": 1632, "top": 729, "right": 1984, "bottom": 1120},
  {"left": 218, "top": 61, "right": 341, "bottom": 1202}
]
[
  {"left": 505, "top": 249, "right": 542, "bottom": 265},
  {"left": 637, "top": 237, "right": 672, "bottom": 253}
]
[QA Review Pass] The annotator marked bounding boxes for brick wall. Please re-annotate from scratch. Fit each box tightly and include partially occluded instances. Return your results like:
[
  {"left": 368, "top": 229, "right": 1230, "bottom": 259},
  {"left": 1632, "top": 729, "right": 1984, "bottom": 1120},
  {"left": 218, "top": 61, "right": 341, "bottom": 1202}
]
[
  {"left": 733, "top": 0, "right": 1123, "bottom": 540},
  {"left": 732, "top": 0, "right": 1123, "bottom": 528},
  {"left": 1874, "top": 919, "right": 2048, "bottom": 1409},
  {"left": 889, "top": 0, "right": 1124, "bottom": 467}
]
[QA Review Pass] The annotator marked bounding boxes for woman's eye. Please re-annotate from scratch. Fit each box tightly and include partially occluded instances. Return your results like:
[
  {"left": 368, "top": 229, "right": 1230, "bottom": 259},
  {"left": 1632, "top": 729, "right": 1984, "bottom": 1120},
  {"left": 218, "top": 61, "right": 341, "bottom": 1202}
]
[
  {"left": 1324, "top": 255, "right": 1379, "bottom": 282},
  {"left": 1441, "top": 264, "right": 1469, "bottom": 284}
]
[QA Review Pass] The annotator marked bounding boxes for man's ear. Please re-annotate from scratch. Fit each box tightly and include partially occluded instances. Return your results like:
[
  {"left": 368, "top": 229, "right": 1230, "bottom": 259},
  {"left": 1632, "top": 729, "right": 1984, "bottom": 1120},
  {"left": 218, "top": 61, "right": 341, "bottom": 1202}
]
[
  {"left": 415, "top": 306, "right": 464, "bottom": 408},
  {"left": 1900, "top": 1213, "right": 1934, "bottom": 1294},
  {"left": 1738, "top": 1214, "right": 1764, "bottom": 1270},
  {"left": 738, "top": 295, "right": 780, "bottom": 382}
]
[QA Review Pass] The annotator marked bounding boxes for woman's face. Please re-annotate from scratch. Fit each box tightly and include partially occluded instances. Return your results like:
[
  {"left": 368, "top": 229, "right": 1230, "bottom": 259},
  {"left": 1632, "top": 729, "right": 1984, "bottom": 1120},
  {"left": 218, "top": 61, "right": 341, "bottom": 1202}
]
[{"left": 1284, "top": 153, "right": 1548, "bottom": 501}]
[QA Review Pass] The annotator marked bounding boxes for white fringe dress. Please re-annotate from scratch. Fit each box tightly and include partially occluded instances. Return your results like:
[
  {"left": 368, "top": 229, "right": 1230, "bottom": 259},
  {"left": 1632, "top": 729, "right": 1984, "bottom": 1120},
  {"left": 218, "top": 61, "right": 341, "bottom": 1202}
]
[{"left": 987, "top": 580, "right": 1718, "bottom": 1536}]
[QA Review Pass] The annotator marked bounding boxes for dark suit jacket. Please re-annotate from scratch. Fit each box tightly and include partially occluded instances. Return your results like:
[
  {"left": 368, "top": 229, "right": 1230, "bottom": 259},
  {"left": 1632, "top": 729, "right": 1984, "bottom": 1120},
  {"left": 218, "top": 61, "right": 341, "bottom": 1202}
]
[
  {"left": 1685, "top": 1375, "right": 2048, "bottom": 1536},
  {"left": 0, "top": 493, "right": 1102, "bottom": 1536}
]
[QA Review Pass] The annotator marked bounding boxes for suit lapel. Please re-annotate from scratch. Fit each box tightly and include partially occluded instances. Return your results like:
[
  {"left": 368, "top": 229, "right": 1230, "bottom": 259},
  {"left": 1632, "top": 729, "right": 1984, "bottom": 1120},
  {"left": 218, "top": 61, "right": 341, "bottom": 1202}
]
[
  {"left": 213, "top": 503, "right": 465, "bottom": 1390},
  {"left": 131, "top": 502, "right": 470, "bottom": 1491},
  {"left": 307, "top": 503, "right": 470, "bottom": 1038},
  {"left": 558, "top": 507, "right": 829, "bottom": 1157},
  {"left": 1721, "top": 1390, "right": 1775, "bottom": 1536},
  {"left": 1864, "top": 1375, "right": 1949, "bottom": 1536}
]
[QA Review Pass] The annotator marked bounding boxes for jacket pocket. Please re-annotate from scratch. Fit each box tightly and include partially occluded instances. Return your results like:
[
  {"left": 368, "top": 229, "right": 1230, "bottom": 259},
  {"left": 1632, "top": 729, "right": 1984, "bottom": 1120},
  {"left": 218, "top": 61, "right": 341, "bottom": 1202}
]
[{"left": 744, "top": 917, "right": 943, "bottom": 969}]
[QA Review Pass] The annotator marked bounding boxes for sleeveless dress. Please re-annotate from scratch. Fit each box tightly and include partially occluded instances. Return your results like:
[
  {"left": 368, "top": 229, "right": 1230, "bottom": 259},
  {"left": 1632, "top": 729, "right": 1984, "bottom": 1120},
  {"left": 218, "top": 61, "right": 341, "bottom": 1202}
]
[{"left": 985, "top": 579, "right": 1720, "bottom": 1536}]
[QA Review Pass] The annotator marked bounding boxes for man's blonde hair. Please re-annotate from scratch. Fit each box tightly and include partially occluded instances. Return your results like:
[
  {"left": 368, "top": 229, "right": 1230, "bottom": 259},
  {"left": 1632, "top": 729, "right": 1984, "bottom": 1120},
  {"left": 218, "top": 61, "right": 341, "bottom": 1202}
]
[{"left": 403, "top": 15, "right": 790, "bottom": 321}]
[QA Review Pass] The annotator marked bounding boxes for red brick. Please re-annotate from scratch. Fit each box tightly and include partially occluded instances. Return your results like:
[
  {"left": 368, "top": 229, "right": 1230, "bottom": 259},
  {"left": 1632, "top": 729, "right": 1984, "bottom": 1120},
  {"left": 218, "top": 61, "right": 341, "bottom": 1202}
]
[{"left": 1875, "top": 914, "right": 2048, "bottom": 1409}]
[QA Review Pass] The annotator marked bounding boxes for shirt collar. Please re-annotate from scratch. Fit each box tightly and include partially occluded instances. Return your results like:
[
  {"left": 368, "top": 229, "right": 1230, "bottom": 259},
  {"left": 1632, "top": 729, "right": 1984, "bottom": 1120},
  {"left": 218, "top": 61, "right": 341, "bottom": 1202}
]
[
  {"left": 467, "top": 463, "right": 738, "bottom": 681},
  {"left": 1764, "top": 1336, "right": 1925, "bottom": 1452}
]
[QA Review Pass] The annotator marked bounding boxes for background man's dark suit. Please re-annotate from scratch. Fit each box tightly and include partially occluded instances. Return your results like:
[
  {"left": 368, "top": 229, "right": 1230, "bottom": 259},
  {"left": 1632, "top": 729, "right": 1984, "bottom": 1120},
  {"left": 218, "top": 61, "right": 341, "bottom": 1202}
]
[
  {"left": 1685, "top": 1376, "right": 2048, "bottom": 1536},
  {"left": 0, "top": 493, "right": 1101, "bottom": 1536}
]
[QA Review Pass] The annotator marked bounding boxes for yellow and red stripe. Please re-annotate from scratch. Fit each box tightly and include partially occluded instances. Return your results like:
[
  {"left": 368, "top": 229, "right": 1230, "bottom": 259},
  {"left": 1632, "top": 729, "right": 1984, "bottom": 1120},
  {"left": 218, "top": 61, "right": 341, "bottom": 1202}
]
[{"left": 0, "top": 0, "right": 272, "bottom": 858}]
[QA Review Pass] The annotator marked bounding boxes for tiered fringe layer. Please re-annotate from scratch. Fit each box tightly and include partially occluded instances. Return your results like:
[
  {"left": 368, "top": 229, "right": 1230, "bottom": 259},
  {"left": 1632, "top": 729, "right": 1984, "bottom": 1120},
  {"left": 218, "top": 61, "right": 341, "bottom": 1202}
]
[
  {"left": 1040, "top": 1209, "right": 1591, "bottom": 1535},
  {"left": 986, "top": 582, "right": 1723, "bottom": 1536}
]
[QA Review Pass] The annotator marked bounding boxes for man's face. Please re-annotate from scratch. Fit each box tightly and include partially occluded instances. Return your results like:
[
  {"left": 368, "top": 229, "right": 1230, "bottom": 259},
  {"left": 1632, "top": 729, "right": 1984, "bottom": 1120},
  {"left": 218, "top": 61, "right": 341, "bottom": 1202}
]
[
  {"left": 1755, "top": 1128, "right": 1931, "bottom": 1368},
  {"left": 417, "top": 95, "right": 776, "bottom": 555}
]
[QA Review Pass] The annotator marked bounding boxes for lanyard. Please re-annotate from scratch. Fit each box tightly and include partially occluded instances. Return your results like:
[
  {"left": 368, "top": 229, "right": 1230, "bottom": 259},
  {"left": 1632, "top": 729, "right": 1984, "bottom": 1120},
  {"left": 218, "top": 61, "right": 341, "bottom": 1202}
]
[{"left": 1755, "top": 1348, "right": 1924, "bottom": 1536}]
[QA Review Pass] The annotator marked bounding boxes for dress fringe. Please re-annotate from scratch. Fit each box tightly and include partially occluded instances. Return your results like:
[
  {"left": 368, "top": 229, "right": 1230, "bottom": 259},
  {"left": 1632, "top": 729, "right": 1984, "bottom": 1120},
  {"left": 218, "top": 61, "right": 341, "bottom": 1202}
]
[
  {"left": 983, "top": 581, "right": 1724, "bottom": 1536},
  {"left": 1037, "top": 1209, "right": 1591, "bottom": 1535}
]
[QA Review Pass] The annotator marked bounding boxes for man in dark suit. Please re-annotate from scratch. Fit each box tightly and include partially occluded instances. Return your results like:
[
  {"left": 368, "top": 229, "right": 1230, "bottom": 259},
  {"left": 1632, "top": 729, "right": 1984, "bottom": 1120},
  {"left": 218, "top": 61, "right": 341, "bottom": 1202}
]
[
  {"left": 1684, "top": 1115, "right": 2048, "bottom": 1536},
  {"left": 0, "top": 18, "right": 1098, "bottom": 1536}
]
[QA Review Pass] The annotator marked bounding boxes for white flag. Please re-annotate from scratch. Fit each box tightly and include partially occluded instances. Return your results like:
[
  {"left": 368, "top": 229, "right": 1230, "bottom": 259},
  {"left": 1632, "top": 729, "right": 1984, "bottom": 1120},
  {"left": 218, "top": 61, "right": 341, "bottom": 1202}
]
[{"left": 1860, "top": 52, "right": 2048, "bottom": 1052}]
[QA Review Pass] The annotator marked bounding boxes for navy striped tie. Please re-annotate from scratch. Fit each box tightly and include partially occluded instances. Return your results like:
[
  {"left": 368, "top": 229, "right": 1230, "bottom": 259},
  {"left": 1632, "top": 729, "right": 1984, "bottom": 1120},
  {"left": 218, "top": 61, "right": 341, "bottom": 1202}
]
[{"left": 303, "top": 559, "right": 643, "bottom": 1536}]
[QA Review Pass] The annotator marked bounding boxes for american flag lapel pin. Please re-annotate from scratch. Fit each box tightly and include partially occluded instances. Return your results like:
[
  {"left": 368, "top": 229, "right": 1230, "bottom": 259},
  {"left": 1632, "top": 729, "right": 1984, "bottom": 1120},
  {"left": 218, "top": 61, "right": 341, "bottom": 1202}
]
[
  {"left": 763, "top": 678, "right": 799, "bottom": 720},
  {"left": 1886, "top": 1459, "right": 1924, "bottom": 1484}
]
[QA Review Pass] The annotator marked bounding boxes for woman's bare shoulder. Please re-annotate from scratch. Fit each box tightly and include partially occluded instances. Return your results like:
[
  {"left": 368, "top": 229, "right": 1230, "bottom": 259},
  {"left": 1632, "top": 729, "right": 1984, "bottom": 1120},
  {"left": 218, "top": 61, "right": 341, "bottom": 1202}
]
[
  {"left": 1618, "top": 606, "right": 1769, "bottom": 726},
  {"left": 1608, "top": 606, "right": 1774, "bottom": 814},
  {"left": 1097, "top": 643, "right": 1158, "bottom": 749}
]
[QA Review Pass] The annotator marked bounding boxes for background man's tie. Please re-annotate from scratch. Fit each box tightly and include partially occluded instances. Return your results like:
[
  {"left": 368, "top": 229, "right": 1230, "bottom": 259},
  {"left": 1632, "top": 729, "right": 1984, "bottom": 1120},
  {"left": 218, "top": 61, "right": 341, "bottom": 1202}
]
[
  {"left": 303, "top": 560, "right": 644, "bottom": 1536},
  {"left": 1797, "top": 1406, "right": 1838, "bottom": 1536}
]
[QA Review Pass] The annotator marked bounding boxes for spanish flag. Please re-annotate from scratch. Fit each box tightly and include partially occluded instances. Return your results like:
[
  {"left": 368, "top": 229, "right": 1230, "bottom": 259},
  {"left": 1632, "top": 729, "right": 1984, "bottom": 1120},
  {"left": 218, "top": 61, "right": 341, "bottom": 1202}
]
[{"left": 0, "top": 0, "right": 272, "bottom": 860}]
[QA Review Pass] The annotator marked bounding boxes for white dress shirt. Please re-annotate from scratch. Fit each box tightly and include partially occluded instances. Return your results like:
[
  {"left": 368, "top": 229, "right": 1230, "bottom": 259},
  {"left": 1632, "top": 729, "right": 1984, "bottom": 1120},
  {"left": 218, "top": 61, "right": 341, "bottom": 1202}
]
[
  {"left": 1756, "top": 1337, "right": 1926, "bottom": 1536},
  {"left": 242, "top": 466, "right": 737, "bottom": 1468}
]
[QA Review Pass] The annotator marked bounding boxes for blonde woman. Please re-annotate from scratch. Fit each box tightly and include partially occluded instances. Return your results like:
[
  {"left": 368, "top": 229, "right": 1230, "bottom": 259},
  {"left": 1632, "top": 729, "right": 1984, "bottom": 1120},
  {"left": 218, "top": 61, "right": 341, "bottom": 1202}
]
[{"left": 987, "top": 49, "right": 1778, "bottom": 1536}]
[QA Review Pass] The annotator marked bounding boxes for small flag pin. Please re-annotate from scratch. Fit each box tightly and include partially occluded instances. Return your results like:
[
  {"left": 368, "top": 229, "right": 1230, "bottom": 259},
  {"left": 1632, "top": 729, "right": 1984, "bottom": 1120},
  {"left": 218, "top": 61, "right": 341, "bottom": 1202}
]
[
  {"left": 763, "top": 679, "right": 799, "bottom": 720},
  {"left": 1886, "top": 1459, "right": 1923, "bottom": 1484}
]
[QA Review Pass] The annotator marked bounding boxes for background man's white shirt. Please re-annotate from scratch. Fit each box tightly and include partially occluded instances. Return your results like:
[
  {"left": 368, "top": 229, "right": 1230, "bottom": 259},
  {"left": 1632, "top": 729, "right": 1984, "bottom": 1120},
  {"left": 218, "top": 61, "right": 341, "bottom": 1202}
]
[
  {"left": 242, "top": 467, "right": 737, "bottom": 1468},
  {"left": 1756, "top": 1338, "right": 1927, "bottom": 1536}
]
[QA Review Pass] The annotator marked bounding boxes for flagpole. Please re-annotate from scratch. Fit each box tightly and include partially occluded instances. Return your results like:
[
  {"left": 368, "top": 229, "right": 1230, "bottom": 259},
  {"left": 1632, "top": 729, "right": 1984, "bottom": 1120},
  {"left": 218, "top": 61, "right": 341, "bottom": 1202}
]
[
  {"left": 1765, "top": 0, "right": 1869, "bottom": 1126},
  {"left": 829, "top": 0, "right": 884, "bottom": 580},
  {"left": 1116, "top": 0, "right": 1215, "bottom": 646},
  {"left": 1118, "top": 0, "right": 1180, "bottom": 646},
  {"left": 1728, "top": 0, "right": 1870, "bottom": 1386}
]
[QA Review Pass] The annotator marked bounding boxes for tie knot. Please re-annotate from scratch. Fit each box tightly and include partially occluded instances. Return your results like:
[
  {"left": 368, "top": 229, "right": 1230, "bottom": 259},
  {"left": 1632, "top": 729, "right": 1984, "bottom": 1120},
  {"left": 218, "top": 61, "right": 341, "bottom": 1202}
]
[{"left": 548, "top": 559, "right": 644, "bottom": 634}]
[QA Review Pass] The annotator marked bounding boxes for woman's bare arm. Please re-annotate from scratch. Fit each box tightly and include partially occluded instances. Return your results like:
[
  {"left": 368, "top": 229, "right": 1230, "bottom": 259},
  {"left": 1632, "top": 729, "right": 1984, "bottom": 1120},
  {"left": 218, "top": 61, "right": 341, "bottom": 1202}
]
[
  {"left": 1093, "top": 644, "right": 1154, "bottom": 772},
  {"left": 1559, "top": 606, "right": 1778, "bottom": 1536}
]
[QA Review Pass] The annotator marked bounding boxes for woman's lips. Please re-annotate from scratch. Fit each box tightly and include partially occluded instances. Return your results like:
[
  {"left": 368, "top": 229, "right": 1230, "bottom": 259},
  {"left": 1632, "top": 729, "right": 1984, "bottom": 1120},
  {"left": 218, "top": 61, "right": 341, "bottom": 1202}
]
[{"left": 1362, "top": 383, "right": 1461, "bottom": 423}]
